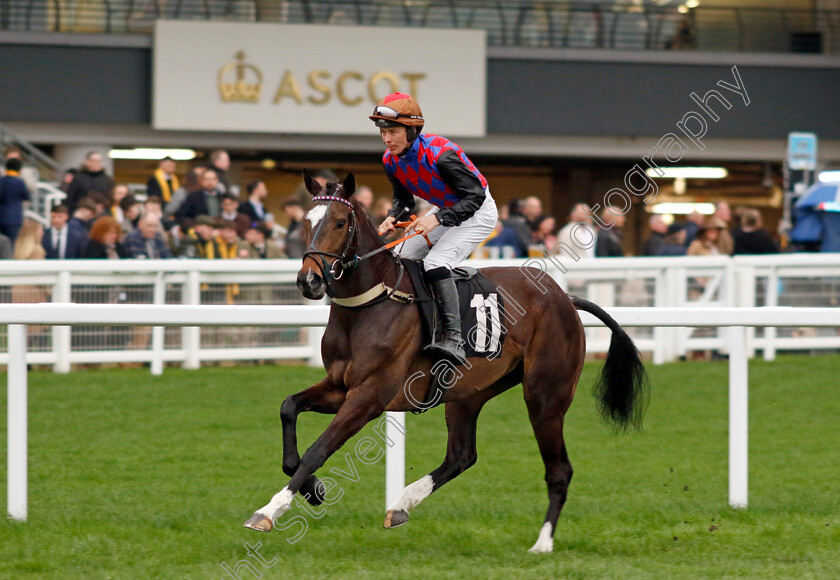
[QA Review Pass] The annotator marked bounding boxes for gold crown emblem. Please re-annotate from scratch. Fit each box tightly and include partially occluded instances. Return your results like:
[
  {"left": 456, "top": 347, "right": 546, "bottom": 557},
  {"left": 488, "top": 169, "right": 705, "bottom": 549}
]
[{"left": 218, "top": 51, "right": 263, "bottom": 103}]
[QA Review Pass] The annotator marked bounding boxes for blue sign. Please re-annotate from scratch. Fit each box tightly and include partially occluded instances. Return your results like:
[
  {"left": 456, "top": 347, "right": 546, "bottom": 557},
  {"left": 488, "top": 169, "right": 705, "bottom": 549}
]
[{"left": 788, "top": 132, "right": 818, "bottom": 170}]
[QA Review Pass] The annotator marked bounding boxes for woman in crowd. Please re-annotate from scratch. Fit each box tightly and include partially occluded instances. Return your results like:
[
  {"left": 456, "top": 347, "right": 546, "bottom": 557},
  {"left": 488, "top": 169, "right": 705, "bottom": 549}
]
[
  {"left": 12, "top": 220, "right": 49, "bottom": 346},
  {"left": 83, "top": 216, "right": 125, "bottom": 259}
]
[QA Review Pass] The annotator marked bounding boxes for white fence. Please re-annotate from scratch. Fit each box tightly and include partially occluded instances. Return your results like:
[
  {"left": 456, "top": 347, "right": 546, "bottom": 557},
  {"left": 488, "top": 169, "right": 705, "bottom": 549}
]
[
  {"left": 5, "top": 302, "right": 840, "bottom": 524},
  {"left": 1, "top": 254, "right": 839, "bottom": 370}
]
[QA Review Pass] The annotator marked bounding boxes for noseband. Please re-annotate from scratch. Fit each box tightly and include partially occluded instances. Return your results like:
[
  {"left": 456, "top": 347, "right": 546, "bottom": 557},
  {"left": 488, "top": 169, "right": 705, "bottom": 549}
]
[{"left": 302, "top": 192, "right": 359, "bottom": 293}]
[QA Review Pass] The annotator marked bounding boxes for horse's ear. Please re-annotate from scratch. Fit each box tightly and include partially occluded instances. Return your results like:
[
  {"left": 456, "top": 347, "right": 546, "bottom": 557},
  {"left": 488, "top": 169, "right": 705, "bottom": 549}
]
[
  {"left": 302, "top": 169, "right": 322, "bottom": 196},
  {"left": 342, "top": 173, "right": 356, "bottom": 199}
]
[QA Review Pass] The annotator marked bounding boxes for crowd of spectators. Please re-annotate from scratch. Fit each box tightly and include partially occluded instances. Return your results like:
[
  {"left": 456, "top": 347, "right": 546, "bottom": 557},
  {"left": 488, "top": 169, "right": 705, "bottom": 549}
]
[{"left": 0, "top": 144, "right": 793, "bottom": 265}]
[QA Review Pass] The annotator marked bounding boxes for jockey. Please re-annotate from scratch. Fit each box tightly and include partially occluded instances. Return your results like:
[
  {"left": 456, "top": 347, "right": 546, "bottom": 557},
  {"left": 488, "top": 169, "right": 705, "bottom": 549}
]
[{"left": 371, "top": 92, "right": 498, "bottom": 362}]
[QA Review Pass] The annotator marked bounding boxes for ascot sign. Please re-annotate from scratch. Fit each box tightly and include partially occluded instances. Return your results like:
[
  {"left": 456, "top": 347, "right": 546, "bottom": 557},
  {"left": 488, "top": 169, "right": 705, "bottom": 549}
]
[{"left": 153, "top": 21, "right": 486, "bottom": 136}]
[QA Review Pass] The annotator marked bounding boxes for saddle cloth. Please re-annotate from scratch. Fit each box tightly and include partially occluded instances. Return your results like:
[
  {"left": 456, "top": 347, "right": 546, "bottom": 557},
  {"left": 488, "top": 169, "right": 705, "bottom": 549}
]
[{"left": 402, "top": 259, "right": 506, "bottom": 359}]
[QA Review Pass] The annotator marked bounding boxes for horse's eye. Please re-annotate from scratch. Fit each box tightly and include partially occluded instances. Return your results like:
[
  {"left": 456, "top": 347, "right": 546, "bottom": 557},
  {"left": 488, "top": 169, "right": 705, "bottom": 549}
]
[{"left": 336, "top": 219, "right": 347, "bottom": 229}]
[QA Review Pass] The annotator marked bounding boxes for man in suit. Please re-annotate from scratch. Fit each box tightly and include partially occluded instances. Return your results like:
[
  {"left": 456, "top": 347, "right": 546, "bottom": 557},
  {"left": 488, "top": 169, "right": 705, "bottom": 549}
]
[
  {"left": 43, "top": 204, "right": 87, "bottom": 259},
  {"left": 238, "top": 180, "right": 268, "bottom": 225},
  {"left": 146, "top": 156, "right": 179, "bottom": 203},
  {"left": 176, "top": 169, "right": 223, "bottom": 227}
]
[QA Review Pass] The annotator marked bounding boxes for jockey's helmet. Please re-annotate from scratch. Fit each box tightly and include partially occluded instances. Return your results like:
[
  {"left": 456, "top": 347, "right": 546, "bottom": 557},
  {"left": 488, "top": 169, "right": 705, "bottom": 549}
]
[{"left": 369, "top": 92, "right": 424, "bottom": 131}]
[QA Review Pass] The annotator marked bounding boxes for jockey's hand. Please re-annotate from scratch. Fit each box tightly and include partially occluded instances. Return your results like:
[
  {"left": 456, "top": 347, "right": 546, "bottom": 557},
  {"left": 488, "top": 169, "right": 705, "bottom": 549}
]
[
  {"left": 409, "top": 213, "right": 440, "bottom": 236},
  {"left": 378, "top": 216, "right": 397, "bottom": 236}
]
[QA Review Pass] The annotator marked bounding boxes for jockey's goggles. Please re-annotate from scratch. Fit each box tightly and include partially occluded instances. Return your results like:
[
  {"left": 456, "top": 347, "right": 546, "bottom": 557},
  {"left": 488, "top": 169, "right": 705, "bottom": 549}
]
[{"left": 372, "top": 105, "right": 423, "bottom": 121}]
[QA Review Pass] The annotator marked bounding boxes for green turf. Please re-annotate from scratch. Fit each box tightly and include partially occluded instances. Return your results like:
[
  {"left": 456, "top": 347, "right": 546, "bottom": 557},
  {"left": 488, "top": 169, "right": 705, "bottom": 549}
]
[{"left": 1, "top": 356, "right": 838, "bottom": 579}]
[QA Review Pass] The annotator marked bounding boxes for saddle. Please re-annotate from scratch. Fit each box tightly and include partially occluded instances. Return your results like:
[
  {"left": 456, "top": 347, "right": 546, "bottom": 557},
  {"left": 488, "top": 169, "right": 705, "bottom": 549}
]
[{"left": 402, "top": 259, "right": 507, "bottom": 360}]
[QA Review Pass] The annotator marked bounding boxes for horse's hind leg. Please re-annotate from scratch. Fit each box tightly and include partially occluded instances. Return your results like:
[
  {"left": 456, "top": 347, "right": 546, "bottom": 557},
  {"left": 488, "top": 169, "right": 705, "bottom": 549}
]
[
  {"left": 384, "top": 394, "right": 488, "bottom": 529},
  {"left": 524, "top": 393, "right": 574, "bottom": 553}
]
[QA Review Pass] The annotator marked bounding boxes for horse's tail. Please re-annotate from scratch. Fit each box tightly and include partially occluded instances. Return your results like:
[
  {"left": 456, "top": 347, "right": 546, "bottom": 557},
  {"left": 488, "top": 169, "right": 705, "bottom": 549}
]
[{"left": 570, "top": 295, "right": 648, "bottom": 431}]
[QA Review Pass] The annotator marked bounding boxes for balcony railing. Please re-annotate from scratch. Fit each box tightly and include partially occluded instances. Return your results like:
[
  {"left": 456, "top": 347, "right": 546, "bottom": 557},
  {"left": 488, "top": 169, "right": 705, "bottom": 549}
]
[{"left": 0, "top": 1, "right": 837, "bottom": 54}]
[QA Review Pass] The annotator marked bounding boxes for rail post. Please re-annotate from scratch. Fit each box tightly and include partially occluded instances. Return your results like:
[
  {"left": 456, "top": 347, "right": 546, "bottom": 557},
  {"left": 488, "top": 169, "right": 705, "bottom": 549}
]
[
  {"left": 728, "top": 325, "right": 748, "bottom": 508},
  {"left": 7, "top": 324, "right": 28, "bottom": 521}
]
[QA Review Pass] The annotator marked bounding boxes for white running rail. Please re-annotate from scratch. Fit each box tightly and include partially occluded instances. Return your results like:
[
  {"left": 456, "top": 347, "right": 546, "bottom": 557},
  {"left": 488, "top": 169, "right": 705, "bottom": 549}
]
[{"left": 5, "top": 303, "right": 840, "bottom": 523}]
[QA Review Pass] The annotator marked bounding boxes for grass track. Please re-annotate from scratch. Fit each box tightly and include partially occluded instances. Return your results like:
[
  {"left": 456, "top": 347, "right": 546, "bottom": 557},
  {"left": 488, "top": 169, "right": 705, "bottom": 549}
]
[{"left": 1, "top": 355, "right": 839, "bottom": 579}]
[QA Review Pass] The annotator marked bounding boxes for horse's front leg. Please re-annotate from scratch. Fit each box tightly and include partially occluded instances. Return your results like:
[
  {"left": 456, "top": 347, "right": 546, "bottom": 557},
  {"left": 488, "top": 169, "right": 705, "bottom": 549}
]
[
  {"left": 279, "top": 379, "right": 346, "bottom": 508},
  {"left": 244, "top": 388, "right": 384, "bottom": 531}
]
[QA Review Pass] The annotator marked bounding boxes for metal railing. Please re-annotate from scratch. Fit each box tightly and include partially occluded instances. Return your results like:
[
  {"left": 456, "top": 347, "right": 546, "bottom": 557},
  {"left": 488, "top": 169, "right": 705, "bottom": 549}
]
[
  {"left": 0, "top": 1, "right": 837, "bottom": 54},
  {"left": 0, "top": 122, "right": 62, "bottom": 184}
]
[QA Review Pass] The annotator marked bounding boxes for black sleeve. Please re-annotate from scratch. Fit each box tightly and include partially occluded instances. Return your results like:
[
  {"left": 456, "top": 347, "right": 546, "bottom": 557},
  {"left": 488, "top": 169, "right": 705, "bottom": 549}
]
[
  {"left": 435, "top": 149, "right": 486, "bottom": 227},
  {"left": 386, "top": 173, "right": 415, "bottom": 221},
  {"left": 146, "top": 176, "right": 163, "bottom": 199}
]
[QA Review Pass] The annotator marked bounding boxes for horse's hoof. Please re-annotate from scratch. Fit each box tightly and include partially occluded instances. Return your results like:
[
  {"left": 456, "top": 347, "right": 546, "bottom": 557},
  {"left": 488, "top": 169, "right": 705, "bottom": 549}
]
[
  {"left": 383, "top": 509, "right": 409, "bottom": 528},
  {"left": 243, "top": 513, "right": 273, "bottom": 532}
]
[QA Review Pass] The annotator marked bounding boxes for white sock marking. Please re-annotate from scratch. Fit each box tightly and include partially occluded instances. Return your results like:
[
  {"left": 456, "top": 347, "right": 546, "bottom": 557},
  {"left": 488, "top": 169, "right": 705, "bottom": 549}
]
[
  {"left": 388, "top": 475, "right": 434, "bottom": 512},
  {"left": 305, "top": 205, "right": 328, "bottom": 228},
  {"left": 529, "top": 522, "right": 554, "bottom": 553},
  {"left": 256, "top": 486, "right": 294, "bottom": 520}
]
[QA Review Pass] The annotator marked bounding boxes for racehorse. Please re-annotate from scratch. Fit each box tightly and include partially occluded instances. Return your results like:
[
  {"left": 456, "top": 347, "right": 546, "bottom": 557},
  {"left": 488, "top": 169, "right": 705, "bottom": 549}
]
[{"left": 243, "top": 172, "right": 648, "bottom": 553}]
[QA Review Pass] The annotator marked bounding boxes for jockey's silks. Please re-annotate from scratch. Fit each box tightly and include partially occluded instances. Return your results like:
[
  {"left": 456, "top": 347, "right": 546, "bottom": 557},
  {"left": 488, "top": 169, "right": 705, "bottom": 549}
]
[{"left": 383, "top": 134, "right": 487, "bottom": 209}]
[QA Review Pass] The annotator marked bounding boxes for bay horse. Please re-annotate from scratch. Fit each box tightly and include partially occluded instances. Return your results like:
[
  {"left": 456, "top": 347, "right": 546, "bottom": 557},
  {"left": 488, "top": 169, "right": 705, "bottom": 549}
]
[{"left": 243, "top": 172, "right": 647, "bottom": 553}]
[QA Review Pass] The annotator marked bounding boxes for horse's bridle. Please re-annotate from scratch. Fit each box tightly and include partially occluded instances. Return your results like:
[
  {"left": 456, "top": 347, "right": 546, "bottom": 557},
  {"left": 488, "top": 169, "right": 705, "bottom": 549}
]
[
  {"left": 301, "top": 191, "right": 409, "bottom": 306},
  {"left": 302, "top": 191, "right": 358, "bottom": 291}
]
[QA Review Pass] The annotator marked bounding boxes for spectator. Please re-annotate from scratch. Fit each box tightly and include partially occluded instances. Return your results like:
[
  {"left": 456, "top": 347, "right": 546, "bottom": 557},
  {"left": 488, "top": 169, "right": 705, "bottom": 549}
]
[
  {"left": 642, "top": 215, "right": 686, "bottom": 256},
  {"left": 262, "top": 213, "right": 286, "bottom": 242},
  {"left": 282, "top": 198, "right": 306, "bottom": 259},
  {"left": 371, "top": 197, "right": 393, "bottom": 227},
  {"left": 215, "top": 220, "right": 242, "bottom": 259},
  {"left": 0, "top": 158, "right": 30, "bottom": 243},
  {"left": 176, "top": 215, "right": 220, "bottom": 259},
  {"left": 557, "top": 203, "right": 597, "bottom": 259},
  {"left": 120, "top": 195, "right": 142, "bottom": 235},
  {"left": 502, "top": 198, "right": 533, "bottom": 254},
  {"left": 166, "top": 166, "right": 204, "bottom": 218},
  {"left": 64, "top": 151, "right": 114, "bottom": 213},
  {"left": 713, "top": 201, "right": 735, "bottom": 255},
  {"left": 14, "top": 219, "right": 45, "bottom": 260},
  {"left": 207, "top": 149, "right": 235, "bottom": 195},
  {"left": 107, "top": 184, "right": 129, "bottom": 223},
  {"left": 0, "top": 232, "right": 12, "bottom": 259},
  {"left": 522, "top": 196, "right": 543, "bottom": 231},
  {"left": 240, "top": 223, "right": 285, "bottom": 259},
  {"left": 59, "top": 167, "right": 77, "bottom": 193},
  {"left": 533, "top": 215, "right": 558, "bottom": 250},
  {"left": 69, "top": 198, "right": 97, "bottom": 233},
  {"left": 144, "top": 196, "right": 164, "bottom": 218},
  {"left": 13, "top": 220, "right": 51, "bottom": 346},
  {"left": 83, "top": 216, "right": 126, "bottom": 259},
  {"left": 146, "top": 156, "right": 179, "bottom": 203},
  {"left": 3, "top": 146, "right": 38, "bottom": 195},
  {"left": 733, "top": 209, "right": 778, "bottom": 255},
  {"left": 239, "top": 180, "right": 268, "bottom": 224},
  {"left": 355, "top": 185, "right": 375, "bottom": 219},
  {"left": 219, "top": 194, "right": 251, "bottom": 237},
  {"left": 176, "top": 168, "right": 223, "bottom": 226},
  {"left": 687, "top": 215, "right": 727, "bottom": 256},
  {"left": 124, "top": 213, "right": 173, "bottom": 259},
  {"left": 43, "top": 204, "right": 87, "bottom": 259},
  {"left": 483, "top": 219, "right": 527, "bottom": 257},
  {"left": 595, "top": 208, "right": 626, "bottom": 257},
  {"left": 682, "top": 210, "right": 704, "bottom": 247}
]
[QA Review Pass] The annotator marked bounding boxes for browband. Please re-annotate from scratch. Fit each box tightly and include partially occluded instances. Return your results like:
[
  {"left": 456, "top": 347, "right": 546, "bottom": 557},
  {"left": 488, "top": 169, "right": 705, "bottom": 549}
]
[{"left": 311, "top": 194, "right": 353, "bottom": 210}]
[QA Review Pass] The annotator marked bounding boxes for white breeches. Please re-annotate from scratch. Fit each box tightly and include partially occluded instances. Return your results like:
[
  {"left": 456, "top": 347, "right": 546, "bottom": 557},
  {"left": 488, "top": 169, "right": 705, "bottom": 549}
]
[{"left": 396, "top": 192, "right": 498, "bottom": 271}]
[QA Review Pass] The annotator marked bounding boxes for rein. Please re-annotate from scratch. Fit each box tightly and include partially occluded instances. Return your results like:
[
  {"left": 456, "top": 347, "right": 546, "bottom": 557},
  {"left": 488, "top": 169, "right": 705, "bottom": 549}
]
[{"left": 302, "top": 193, "right": 418, "bottom": 308}]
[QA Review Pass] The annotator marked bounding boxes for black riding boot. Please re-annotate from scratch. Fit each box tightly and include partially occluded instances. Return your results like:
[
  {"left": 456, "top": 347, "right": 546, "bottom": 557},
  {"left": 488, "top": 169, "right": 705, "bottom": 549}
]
[{"left": 425, "top": 267, "right": 466, "bottom": 363}]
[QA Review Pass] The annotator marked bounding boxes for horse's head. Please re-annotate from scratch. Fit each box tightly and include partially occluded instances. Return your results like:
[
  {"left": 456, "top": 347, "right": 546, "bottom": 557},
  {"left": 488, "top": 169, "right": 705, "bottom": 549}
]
[{"left": 297, "top": 170, "right": 359, "bottom": 300}]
